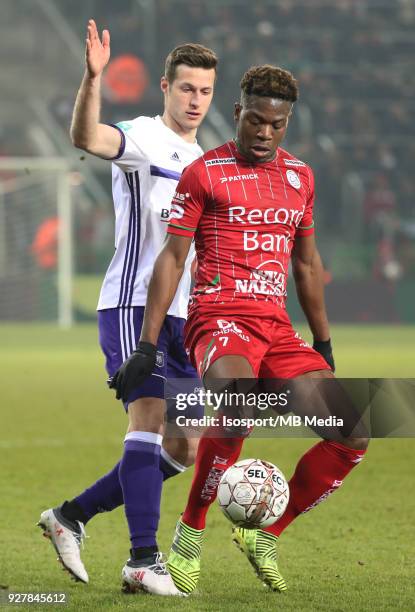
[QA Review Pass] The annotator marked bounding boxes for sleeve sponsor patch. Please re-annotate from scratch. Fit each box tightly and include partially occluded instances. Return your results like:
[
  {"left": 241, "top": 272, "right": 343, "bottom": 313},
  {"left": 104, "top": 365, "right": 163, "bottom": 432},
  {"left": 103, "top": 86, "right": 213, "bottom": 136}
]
[
  {"left": 115, "top": 121, "right": 133, "bottom": 132},
  {"left": 169, "top": 203, "right": 185, "bottom": 220}
]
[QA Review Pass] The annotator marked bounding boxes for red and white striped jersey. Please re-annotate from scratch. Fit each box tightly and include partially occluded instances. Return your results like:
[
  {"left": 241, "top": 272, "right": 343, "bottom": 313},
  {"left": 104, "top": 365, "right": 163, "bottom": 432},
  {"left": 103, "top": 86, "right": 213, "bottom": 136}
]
[{"left": 167, "top": 140, "right": 315, "bottom": 312}]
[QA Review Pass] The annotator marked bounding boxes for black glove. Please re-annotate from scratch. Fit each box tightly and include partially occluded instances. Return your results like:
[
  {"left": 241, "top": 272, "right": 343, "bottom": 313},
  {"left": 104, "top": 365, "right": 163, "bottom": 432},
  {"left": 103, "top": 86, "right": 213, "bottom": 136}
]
[
  {"left": 313, "top": 338, "right": 335, "bottom": 372},
  {"left": 108, "top": 341, "right": 157, "bottom": 402}
]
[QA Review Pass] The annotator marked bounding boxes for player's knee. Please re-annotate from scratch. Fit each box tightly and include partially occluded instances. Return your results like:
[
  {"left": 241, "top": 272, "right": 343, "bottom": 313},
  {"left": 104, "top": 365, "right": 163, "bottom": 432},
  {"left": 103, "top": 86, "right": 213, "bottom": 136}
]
[
  {"left": 127, "top": 396, "right": 165, "bottom": 433},
  {"left": 162, "top": 435, "right": 199, "bottom": 468}
]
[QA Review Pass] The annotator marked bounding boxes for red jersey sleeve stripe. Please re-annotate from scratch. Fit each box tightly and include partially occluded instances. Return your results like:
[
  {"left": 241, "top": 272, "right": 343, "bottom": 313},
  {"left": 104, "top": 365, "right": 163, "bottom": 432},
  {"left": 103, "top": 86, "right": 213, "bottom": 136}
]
[
  {"left": 168, "top": 222, "right": 197, "bottom": 232},
  {"left": 296, "top": 220, "right": 315, "bottom": 237},
  {"left": 298, "top": 221, "right": 314, "bottom": 230},
  {"left": 167, "top": 224, "right": 196, "bottom": 237}
]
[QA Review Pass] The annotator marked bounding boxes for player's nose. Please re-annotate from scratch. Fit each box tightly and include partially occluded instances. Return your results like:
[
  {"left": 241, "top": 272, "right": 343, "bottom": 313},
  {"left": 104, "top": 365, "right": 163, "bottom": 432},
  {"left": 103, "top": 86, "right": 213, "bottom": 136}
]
[
  {"left": 190, "top": 92, "right": 202, "bottom": 107},
  {"left": 257, "top": 125, "right": 273, "bottom": 140}
]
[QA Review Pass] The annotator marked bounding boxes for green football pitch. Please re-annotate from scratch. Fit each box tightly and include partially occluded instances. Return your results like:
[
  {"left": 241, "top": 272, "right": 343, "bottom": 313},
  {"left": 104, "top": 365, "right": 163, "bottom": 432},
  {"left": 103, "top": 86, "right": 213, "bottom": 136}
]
[{"left": 1, "top": 324, "right": 414, "bottom": 611}]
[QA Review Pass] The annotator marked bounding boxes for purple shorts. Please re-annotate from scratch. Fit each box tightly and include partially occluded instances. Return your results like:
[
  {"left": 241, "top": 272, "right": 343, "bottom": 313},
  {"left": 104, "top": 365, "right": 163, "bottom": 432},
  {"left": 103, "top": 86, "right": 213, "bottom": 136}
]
[{"left": 98, "top": 306, "right": 203, "bottom": 419}]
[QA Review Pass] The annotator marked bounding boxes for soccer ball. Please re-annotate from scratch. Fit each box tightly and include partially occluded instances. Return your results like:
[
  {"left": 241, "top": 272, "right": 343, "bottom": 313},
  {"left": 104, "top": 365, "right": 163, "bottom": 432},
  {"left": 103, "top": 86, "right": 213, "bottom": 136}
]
[{"left": 217, "top": 458, "right": 289, "bottom": 529}]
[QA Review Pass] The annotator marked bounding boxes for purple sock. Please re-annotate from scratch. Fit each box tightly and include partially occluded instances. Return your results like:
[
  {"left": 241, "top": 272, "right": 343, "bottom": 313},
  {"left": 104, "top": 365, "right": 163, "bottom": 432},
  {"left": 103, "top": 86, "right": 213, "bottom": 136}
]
[
  {"left": 74, "top": 462, "right": 123, "bottom": 523},
  {"left": 119, "top": 432, "right": 163, "bottom": 549},
  {"left": 73, "top": 448, "right": 185, "bottom": 525}
]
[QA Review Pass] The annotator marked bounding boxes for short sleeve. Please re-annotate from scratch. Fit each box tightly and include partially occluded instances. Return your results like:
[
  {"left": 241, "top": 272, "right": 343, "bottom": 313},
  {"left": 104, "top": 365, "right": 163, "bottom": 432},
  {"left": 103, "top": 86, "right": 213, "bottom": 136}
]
[
  {"left": 167, "top": 163, "right": 208, "bottom": 237},
  {"left": 296, "top": 167, "right": 315, "bottom": 237},
  {"left": 107, "top": 119, "right": 148, "bottom": 170}
]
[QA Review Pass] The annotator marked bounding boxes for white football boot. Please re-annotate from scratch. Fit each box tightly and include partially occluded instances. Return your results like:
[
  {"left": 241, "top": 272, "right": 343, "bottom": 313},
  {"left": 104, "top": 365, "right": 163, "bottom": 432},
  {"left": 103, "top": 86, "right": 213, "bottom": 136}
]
[
  {"left": 37, "top": 508, "right": 88, "bottom": 583},
  {"left": 122, "top": 552, "right": 186, "bottom": 596}
]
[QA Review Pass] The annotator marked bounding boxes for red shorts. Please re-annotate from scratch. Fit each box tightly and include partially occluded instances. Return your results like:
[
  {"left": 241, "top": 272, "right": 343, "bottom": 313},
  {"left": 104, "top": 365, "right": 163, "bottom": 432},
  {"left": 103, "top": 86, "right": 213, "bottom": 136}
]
[{"left": 184, "top": 303, "right": 330, "bottom": 378}]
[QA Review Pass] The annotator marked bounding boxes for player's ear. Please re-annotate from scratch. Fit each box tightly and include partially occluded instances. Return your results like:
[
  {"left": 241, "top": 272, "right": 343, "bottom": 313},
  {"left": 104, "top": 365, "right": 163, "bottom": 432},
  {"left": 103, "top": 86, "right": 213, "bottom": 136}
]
[
  {"left": 160, "top": 76, "right": 169, "bottom": 95},
  {"left": 234, "top": 103, "right": 242, "bottom": 122}
]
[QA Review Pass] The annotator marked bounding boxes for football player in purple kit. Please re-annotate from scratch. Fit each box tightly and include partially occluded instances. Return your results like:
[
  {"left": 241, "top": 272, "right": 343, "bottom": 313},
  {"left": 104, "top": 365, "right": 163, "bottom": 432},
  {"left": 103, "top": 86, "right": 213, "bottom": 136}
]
[{"left": 37, "top": 18, "right": 217, "bottom": 596}]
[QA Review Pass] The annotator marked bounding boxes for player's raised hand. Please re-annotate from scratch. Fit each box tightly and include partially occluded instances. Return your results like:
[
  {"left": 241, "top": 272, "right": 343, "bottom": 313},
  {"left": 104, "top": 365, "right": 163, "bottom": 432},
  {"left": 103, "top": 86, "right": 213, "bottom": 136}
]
[
  {"left": 108, "top": 342, "right": 157, "bottom": 403},
  {"left": 85, "top": 19, "right": 110, "bottom": 77}
]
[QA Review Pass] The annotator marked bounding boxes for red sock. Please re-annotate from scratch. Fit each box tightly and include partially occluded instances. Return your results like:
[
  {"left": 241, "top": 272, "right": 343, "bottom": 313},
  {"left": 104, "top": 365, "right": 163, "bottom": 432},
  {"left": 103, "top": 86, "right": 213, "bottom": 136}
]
[
  {"left": 182, "top": 427, "right": 244, "bottom": 530},
  {"left": 266, "top": 440, "right": 366, "bottom": 537}
]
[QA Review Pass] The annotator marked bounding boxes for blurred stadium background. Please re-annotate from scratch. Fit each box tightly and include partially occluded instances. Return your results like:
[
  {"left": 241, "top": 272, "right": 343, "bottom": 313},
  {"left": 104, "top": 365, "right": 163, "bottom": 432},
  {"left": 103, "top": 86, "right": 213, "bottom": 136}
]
[{"left": 1, "top": 0, "right": 414, "bottom": 326}]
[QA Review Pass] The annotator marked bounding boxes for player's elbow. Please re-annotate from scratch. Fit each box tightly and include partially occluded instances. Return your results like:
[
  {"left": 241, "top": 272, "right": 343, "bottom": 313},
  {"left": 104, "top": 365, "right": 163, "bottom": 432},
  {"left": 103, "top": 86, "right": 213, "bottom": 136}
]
[
  {"left": 69, "top": 127, "right": 94, "bottom": 152},
  {"left": 170, "top": 254, "right": 187, "bottom": 278},
  {"left": 155, "top": 246, "right": 186, "bottom": 280},
  {"left": 292, "top": 257, "right": 311, "bottom": 282},
  {"left": 70, "top": 129, "right": 87, "bottom": 151}
]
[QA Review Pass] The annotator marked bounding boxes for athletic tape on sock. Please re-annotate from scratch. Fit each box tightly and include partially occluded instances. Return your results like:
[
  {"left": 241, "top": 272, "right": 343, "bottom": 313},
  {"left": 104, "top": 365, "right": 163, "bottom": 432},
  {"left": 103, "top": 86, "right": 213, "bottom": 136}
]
[{"left": 160, "top": 447, "right": 187, "bottom": 473}]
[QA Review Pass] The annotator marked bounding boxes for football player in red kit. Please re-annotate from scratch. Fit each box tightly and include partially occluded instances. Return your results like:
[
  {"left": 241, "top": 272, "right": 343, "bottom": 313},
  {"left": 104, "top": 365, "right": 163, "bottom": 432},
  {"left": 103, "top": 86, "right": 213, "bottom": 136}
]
[{"left": 110, "top": 64, "right": 369, "bottom": 594}]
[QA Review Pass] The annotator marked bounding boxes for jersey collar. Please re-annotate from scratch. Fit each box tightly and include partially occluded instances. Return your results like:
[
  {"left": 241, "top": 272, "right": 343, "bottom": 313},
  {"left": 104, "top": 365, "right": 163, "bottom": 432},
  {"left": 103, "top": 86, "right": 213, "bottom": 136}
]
[{"left": 155, "top": 115, "right": 201, "bottom": 149}]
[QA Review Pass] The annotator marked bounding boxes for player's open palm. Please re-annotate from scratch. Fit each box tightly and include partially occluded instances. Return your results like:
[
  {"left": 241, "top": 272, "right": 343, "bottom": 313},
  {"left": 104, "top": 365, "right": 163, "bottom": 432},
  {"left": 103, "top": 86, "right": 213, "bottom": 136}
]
[{"left": 85, "top": 19, "right": 110, "bottom": 77}]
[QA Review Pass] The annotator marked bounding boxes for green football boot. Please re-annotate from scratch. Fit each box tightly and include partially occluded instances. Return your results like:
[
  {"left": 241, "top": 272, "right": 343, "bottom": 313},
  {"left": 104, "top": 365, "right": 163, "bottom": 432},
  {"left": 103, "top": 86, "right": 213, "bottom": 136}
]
[
  {"left": 232, "top": 527, "right": 287, "bottom": 592},
  {"left": 167, "top": 519, "right": 204, "bottom": 594}
]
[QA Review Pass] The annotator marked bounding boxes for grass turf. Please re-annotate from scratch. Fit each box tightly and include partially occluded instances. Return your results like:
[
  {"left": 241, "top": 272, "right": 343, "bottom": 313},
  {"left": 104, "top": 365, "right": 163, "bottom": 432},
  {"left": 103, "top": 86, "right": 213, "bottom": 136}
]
[{"left": 0, "top": 323, "right": 414, "bottom": 611}]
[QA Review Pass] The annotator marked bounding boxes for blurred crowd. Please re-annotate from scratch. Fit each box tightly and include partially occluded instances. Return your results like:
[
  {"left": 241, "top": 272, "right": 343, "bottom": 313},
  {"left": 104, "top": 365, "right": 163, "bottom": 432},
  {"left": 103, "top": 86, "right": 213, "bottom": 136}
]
[
  {"left": 156, "top": 0, "right": 415, "bottom": 281},
  {"left": 68, "top": 0, "right": 415, "bottom": 280},
  {"left": 3, "top": 0, "right": 414, "bottom": 281}
]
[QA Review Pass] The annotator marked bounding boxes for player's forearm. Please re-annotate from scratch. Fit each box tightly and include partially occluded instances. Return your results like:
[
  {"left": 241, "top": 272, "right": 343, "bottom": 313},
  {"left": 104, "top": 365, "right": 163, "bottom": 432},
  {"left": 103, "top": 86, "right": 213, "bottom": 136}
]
[
  {"left": 70, "top": 71, "right": 102, "bottom": 150},
  {"left": 293, "top": 256, "right": 330, "bottom": 341},
  {"left": 140, "top": 249, "right": 185, "bottom": 345}
]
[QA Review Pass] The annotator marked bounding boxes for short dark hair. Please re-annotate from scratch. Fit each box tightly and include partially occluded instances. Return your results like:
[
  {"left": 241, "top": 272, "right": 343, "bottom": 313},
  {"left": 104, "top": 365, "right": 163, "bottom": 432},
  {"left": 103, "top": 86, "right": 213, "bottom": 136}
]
[
  {"left": 165, "top": 43, "right": 218, "bottom": 83},
  {"left": 240, "top": 65, "right": 299, "bottom": 103}
]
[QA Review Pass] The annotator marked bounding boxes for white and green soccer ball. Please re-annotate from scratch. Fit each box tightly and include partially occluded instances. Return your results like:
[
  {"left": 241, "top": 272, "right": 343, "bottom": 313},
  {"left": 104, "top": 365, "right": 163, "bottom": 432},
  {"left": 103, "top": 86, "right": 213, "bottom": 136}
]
[{"left": 217, "top": 458, "right": 289, "bottom": 529}]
